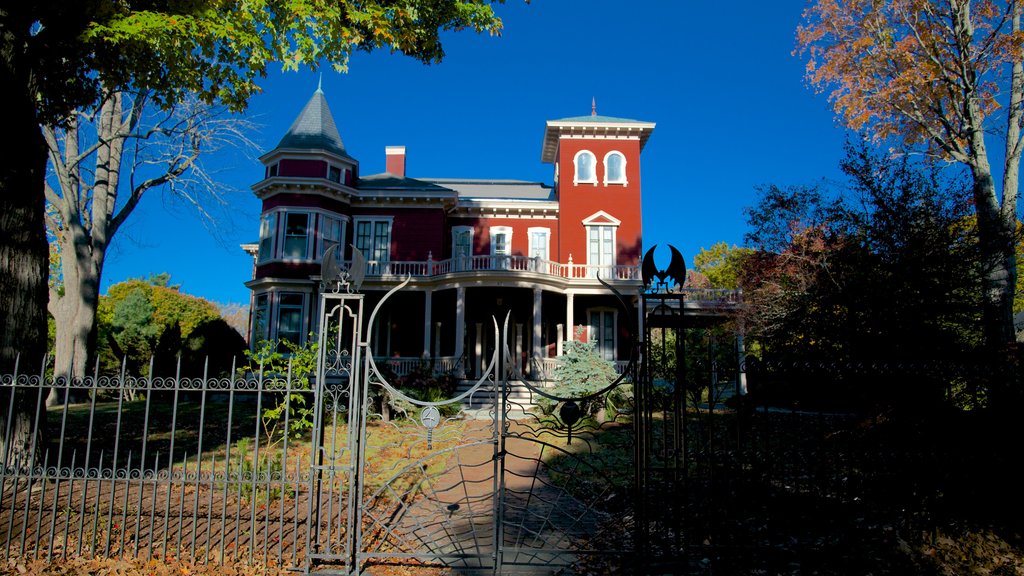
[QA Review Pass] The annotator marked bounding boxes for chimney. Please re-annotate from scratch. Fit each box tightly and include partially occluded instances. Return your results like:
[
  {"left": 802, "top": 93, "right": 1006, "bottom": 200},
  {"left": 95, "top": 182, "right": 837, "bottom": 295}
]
[{"left": 386, "top": 146, "right": 406, "bottom": 177}]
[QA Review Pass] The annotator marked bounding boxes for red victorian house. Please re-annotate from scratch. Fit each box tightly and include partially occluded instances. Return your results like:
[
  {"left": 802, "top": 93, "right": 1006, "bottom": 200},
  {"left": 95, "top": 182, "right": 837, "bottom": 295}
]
[{"left": 244, "top": 88, "right": 654, "bottom": 380}]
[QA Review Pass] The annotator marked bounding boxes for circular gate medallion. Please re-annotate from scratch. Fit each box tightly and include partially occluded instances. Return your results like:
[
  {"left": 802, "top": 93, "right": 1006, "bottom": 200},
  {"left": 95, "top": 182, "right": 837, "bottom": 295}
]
[{"left": 420, "top": 405, "right": 441, "bottom": 429}]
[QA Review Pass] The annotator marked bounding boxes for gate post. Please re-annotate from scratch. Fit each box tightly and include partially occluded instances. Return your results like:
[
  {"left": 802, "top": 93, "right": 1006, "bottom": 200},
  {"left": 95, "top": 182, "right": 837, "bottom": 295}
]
[{"left": 307, "top": 286, "right": 364, "bottom": 573}]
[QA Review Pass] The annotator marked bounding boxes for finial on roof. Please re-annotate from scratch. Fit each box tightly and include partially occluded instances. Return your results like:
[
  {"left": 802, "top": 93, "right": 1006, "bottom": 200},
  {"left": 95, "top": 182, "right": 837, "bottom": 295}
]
[
  {"left": 591, "top": 97, "right": 596, "bottom": 116},
  {"left": 316, "top": 73, "right": 323, "bottom": 93}
]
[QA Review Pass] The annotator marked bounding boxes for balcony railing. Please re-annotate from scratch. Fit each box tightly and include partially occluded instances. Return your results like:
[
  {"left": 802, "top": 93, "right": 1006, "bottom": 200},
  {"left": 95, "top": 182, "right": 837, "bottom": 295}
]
[{"left": 356, "top": 254, "right": 641, "bottom": 282}]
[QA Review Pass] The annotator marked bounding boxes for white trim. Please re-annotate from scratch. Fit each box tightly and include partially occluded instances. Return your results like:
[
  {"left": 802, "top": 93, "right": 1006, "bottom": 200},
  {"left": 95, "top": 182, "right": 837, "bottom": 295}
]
[
  {"left": 581, "top": 210, "right": 622, "bottom": 227},
  {"left": 489, "top": 226, "right": 513, "bottom": 255},
  {"left": 572, "top": 150, "right": 598, "bottom": 186},
  {"left": 584, "top": 219, "right": 617, "bottom": 269},
  {"left": 528, "top": 227, "right": 550, "bottom": 261},
  {"left": 452, "top": 225, "right": 475, "bottom": 271},
  {"left": 603, "top": 151, "right": 628, "bottom": 186}
]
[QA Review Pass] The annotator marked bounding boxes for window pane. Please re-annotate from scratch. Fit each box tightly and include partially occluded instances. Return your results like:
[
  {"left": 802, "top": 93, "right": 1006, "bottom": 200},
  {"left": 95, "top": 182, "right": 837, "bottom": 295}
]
[
  {"left": 284, "top": 213, "right": 308, "bottom": 259},
  {"left": 254, "top": 294, "right": 270, "bottom": 341},
  {"left": 531, "top": 231, "right": 547, "bottom": 259},
  {"left": 576, "top": 152, "right": 595, "bottom": 181},
  {"left": 374, "top": 221, "right": 390, "bottom": 261},
  {"left": 277, "top": 294, "right": 304, "bottom": 346},
  {"left": 258, "top": 213, "right": 277, "bottom": 262},
  {"left": 320, "top": 217, "right": 342, "bottom": 259},
  {"left": 606, "top": 153, "right": 624, "bottom": 182},
  {"left": 455, "top": 231, "right": 471, "bottom": 256},
  {"left": 356, "top": 222, "right": 372, "bottom": 254}
]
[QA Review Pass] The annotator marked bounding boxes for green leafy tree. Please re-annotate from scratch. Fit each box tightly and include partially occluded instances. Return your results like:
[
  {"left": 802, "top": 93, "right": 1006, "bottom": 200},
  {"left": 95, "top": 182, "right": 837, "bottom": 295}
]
[
  {"left": 693, "top": 242, "right": 754, "bottom": 290},
  {"left": 0, "top": 0, "right": 505, "bottom": 462},
  {"left": 98, "top": 276, "right": 245, "bottom": 376}
]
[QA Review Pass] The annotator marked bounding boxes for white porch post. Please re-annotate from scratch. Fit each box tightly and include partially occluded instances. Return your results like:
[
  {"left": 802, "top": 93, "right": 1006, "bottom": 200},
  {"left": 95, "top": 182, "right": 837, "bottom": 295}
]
[
  {"left": 566, "top": 292, "right": 575, "bottom": 341},
  {"left": 516, "top": 323, "right": 524, "bottom": 374},
  {"left": 532, "top": 288, "right": 542, "bottom": 376},
  {"left": 434, "top": 322, "right": 442, "bottom": 360},
  {"left": 556, "top": 324, "right": 564, "bottom": 357},
  {"left": 475, "top": 322, "right": 484, "bottom": 379},
  {"left": 455, "top": 286, "right": 466, "bottom": 377},
  {"left": 737, "top": 319, "right": 748, "bottom": 395},
  {"left": 423, "top": 289, "right": 433, "bottom": 358}
]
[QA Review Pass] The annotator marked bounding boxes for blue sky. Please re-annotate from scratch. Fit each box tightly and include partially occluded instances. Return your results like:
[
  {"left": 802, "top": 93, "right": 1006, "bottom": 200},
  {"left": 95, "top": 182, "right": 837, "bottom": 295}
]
[{"left": 101, "top": 0, "right": 853, "bottom": 305}]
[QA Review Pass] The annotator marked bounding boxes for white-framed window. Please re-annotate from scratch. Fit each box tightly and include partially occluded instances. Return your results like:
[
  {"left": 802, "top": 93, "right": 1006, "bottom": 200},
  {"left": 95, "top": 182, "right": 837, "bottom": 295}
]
[
  {"left": 282, "top": 212, "right": 311, "bottom": 259},
  {"left": 583, "top": 211, "right": 621, "bottom": 277},
  {"left": 266, "top": 163, "right": 279, "bottom": 178},
  {"left": 318, "top": 215, "right": 346, "bottom": 262},
  {"left": 354, "top": 217, "right": 392, "bottom": 262},
  {"left": 603, "top": 151, "right": 627, "bottom": 185},
  {"left": 276, "top": 292, "right": 306, "bottom": 347},
  {"left": 328, "top": 165, "right": 342, "bottom": 183},
  {"left": 588, "top": 225, "right": 615, "bottom": 267},
  {"left": 573, "top": 150, "right": 597, "bottom": 185},
  {"left": 490, "top": 225, "right": 513, "bottom": 269},
  {"left": 452, "top": 226, "right": 474, "bottom": 271},
  {"left": 588, "top": 309, "right": 617, "bottom": 361},
  {"left": 253, "top": 293, "right": 270, "bottom": 343},
  {"left": 528, "top": 227, "right": 549, "bottom": 271}
]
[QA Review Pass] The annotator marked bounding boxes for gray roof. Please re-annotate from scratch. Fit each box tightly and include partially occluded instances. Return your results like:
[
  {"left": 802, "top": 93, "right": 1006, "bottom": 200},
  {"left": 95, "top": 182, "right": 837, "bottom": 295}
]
[
  {"left": 421, "top": 178, "right": 554, "bottom": 201},
  {"left": 357, "top": 173, "right": 455, "bottom": 193},
  {"left": 275, "top": 88, "right": 353, "bottom": 159}
]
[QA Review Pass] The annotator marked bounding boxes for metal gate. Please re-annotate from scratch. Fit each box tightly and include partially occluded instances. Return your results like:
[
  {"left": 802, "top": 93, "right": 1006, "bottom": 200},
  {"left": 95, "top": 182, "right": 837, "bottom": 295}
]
[{"left": 307, "top": 277, "right": 639, "bottom": 574}]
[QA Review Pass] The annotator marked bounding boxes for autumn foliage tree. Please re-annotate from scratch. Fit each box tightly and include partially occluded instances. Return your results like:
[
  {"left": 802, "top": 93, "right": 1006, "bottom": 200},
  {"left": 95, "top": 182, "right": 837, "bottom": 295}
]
[{"left": 797, "top": 0, "right": 1023, "bottom": 351}]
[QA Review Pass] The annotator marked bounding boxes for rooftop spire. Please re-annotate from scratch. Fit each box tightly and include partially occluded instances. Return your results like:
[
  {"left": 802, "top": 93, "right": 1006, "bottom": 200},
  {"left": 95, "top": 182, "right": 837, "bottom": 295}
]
[
  {"left": 274, "top": 87, "right": 352, "bottom": 159},
  {"left": 591, "top": 97, "right": 596, "bottom": 116},
  {"left": 316, "top": 73, "right": 323, "bottom": 93}
]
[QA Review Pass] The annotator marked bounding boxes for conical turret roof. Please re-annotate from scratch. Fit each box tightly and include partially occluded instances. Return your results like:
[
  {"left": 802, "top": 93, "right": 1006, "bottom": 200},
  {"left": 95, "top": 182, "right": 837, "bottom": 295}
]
[{"left": 275, "top": 87, "right": 353, "bottom": 160}]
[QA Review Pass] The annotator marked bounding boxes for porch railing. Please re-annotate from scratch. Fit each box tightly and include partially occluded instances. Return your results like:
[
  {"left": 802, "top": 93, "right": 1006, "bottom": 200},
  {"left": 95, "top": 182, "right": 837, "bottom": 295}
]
[
  {"left": 372, "top": 355, "right": 460, "bottom": 377},
  {"left": 359, "top": 254, "right": 642, "bottom": 282}
]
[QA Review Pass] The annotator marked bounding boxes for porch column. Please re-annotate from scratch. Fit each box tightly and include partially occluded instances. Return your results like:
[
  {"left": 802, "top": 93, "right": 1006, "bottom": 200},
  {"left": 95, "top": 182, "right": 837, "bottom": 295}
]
[
  {"left": 556, "top": 324, "right": 564, "bottom": 357},
  {"left": 566, "top": 292, "right": 575, "bottom": 341},
  {"left": 455, "top": 286, "right": 466, "bottom": 377},
  {"left": 516, "top": 323, "right": 524, "bottom": 374},
  {"left": 532, "top": 288, "right": 543, "bottom": 376},
  {"left": 422, "top": 289, "right": 433, "bottom": 358},
  {"left": 434, "top": 322, "right": 442, "bottom": 360},
  {"left": 475, "top": 322, "right": 484, "bottom": 378}
]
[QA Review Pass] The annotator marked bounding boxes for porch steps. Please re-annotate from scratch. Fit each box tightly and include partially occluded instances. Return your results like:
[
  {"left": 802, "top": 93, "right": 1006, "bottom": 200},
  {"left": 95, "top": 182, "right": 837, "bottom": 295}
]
[{"left": 455, "top": 379, "right": 548, "bottom": 419}]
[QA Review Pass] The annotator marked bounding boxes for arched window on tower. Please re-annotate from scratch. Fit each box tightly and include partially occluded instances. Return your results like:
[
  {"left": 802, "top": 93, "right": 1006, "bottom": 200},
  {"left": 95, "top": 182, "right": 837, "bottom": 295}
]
[
  {"left": 574, "top": 150, "right": 597, "bottom": 185},
  {"left": 604, "top": 151, "right": 627, "bottom": 185}
]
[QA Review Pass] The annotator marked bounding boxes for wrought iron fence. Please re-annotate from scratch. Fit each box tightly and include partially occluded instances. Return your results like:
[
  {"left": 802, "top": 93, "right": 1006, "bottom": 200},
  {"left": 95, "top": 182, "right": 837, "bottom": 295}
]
[
  {"left": 0, "top": 352, "right": 1009, "bottom": 572},
  {"left": 0, "top": 357, "right": 317, "bottom": 569}
]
